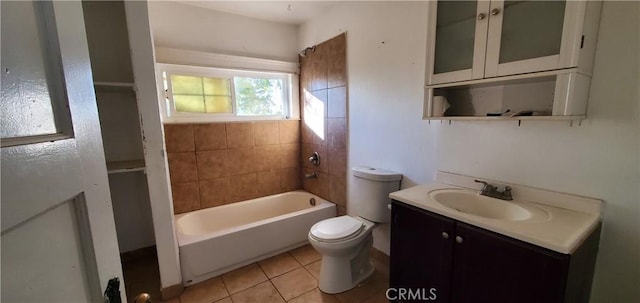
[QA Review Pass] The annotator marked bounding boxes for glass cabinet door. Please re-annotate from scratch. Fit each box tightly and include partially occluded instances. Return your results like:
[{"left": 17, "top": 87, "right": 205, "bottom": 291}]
[
  {"left": 485, "top": 0, "right": 570, "bottom": 77},
  {"left": 427, "top": 0, "right": 490, "bottom": 84}
]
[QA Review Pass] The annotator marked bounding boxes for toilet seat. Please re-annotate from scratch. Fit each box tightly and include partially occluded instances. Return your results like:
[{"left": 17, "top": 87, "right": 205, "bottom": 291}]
[{"left": 310, "top": 216, "right": 366, "bottom": 243}]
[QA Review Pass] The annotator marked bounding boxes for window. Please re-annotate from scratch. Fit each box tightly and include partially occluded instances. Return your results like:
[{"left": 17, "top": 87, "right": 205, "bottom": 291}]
[{"left": 158, "top": 63, "right": 298, "bottom": 123}]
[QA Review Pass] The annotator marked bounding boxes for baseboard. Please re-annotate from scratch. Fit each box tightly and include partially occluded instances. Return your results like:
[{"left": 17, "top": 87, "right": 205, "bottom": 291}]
[{"left": 161, "top": 283, "right": 184, "bottom": 301}]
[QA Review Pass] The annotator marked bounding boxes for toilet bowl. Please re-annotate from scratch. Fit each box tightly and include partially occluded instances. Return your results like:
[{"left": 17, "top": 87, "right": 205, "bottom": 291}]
[
  {"left": 308, "top": 166, "right": 402, "bottom": 294},
  {"left": 308, "top": 216, "right": 376, "bottom": 294}
]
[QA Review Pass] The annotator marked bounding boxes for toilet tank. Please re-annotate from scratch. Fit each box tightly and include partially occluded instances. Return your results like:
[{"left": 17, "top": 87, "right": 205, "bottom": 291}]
[{"left": 351, "top": 166, "right": 402, "bottom": 223}]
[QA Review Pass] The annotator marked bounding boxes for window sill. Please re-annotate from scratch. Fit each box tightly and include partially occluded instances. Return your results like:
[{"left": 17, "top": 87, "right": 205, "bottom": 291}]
[{"left": 161, "top": 115, "right": 300, "bottom": 124}]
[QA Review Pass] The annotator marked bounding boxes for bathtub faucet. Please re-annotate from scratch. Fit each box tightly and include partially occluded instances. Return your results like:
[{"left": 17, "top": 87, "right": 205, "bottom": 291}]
[{"left": 305, "top": 171, "right": 318, "bottom": 179}]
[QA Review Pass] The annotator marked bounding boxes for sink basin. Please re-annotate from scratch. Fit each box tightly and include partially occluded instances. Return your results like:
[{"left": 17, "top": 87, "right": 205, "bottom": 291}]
[{"left": 429, "top": 189, "right": 532, "bottom": 221}]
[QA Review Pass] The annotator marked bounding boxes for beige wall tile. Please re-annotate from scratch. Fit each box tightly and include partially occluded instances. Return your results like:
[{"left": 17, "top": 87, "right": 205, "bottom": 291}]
[
  {"left": 328, "top": 86, "right": 347, "bottom": 118},
  {"left": 171, "top": 182, "right": 200, "bottom": 214},
  {"left": 194, "top": 123, "right": 227, "bottom": 151},
  {"left": 271, "top": 268, "right": 317, "bottom": 301},
  {"left": 278, "top": 120, "right": 300, "bottom": 144},
  {"left": 257, "top": 170, "right": 281, "bottom": 196},
  {"left": 227, "top": 174, "right": 258, "bottom": 203},
  {"left": 309, "top": 60, "right": 328, "bottom": 92},
  {"left": 337, "top": 206, "right": 347, "bottom": 216},
  {"left": 255, "top": 145, "right": 281, "bottom": 172},
  {"left": 303, "top": 169, "right": 329, "bottom": 199},
  {"left": 326, "top": 34, "right": 347, "bottom": 88},
  {"left": 329, "top": 176, "right": 347, "bottom": 207},
  {"left": 327, "top": 118, "right": 346, "bottom": 148},
  {"left": 227, "top": 148, "right": 256, "bottom": 176},
  {"left": 164, "top": 124, "right": 195, "bottom": 152},
  {"left": 230, "top": 281, "right": 283, "bottom": 303},
  {"left": 167, "top": 152, "right": 198, "bottom": 183},
  {"left": 280, "top": 143, "right": 301, "bottom": 169},
  {"left": 196, "top": 150, "right": 227, "bottom": 180},
  {"left": 302, "top": 144, "right": 328, "bottom": 173},
  {"left": 222, "top": 264, "right": 268, "bottom": 295},
  {"left": 199, "top": 177, "right": 229, "bottom": 209},
  {"left": 254, "top": 121, "right": 280, "bottom": 146},
  {"left": 226, "top": 123, "right": 254, "bottom": 148},
  {"left": 328, "top": 146, "right": 347, "bottom": 178},
  {"left": 280, "top": 167, "right": 302, "bottom": 192},
  {"left": 302, "top": 89, "right": 328, "bottom": 146}
]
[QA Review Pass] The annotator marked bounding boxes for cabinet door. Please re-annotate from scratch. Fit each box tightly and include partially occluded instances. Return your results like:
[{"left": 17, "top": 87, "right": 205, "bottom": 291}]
[
  {"left": 485, "top": 0, "right": 583, "bottom": 77},
  {"left": 390, "top": 202, "right": 455, "bottom": 302},
  {"left": 451, "top": 222, "right": 570, "bottom": 303},
  {"left": 426, "top": 0, "right": 490, "bottom": 84}
]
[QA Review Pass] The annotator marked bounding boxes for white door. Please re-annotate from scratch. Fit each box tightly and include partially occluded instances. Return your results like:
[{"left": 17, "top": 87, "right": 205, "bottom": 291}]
[{"left": 1, "top": 1, "right": 125, "bottom": 302}]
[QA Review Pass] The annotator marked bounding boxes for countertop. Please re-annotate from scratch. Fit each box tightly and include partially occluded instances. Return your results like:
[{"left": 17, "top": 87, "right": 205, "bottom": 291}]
[{"left": 389, "top": 172, "right": 602, "bottom": 254}]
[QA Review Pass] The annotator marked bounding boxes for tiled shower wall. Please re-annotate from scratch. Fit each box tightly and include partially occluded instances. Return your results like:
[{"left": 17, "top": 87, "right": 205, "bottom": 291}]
[
  {"left": 300, "top": 33, "right": 348, "bottom": 215},
  {"left": 164, "top": 121, "right": 302, "bottom": 214}
]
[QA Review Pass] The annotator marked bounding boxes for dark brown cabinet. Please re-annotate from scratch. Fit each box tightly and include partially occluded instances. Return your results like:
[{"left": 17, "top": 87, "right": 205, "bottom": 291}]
[{"left": 390, "top": 200, "right": 600, "bottom": 303}]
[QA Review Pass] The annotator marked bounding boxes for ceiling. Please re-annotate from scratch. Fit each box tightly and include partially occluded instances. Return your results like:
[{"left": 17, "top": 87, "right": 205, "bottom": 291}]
[{"left": 179, "top": 1, "right": 337, "bottom": 25}]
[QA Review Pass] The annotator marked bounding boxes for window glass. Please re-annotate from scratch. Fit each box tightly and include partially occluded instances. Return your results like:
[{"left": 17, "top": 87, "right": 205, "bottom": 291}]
[
  {"left": 170, "top": 74, "right": 232, "bottom": 114},
  {"left": 234, "top": 77, "right": 284, "bottom": 116}
]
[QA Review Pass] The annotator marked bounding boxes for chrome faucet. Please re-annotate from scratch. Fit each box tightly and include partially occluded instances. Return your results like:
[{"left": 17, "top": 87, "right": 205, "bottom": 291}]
[
  {"left": 474, "top": 180, "right": 513, "bottom": 201},
  {"left": 305, "top": 171, "right": 318, "bottom": 179}
]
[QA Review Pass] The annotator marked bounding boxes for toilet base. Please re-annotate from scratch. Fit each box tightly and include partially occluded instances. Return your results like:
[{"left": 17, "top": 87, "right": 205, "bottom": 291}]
[{"left": 317, "top": 235, "right": 375, "bottom": 294}]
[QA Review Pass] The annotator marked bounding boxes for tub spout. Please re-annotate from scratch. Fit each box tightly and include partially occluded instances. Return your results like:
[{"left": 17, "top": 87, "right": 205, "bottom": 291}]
[{"left": 305, "top": 171, "right": 318, "bottom": 179}]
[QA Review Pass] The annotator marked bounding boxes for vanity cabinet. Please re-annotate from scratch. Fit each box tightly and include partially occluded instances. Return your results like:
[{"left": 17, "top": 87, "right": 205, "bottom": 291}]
[
  {"left": 390, "top": 201, "right": 600, "bottom": 303},
  {"left": 424, "top": 0, "right": 602, "bottom": 120}
]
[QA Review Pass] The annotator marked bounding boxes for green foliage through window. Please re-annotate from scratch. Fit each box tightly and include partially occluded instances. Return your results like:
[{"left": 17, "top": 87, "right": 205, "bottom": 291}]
[{"left": 234, "top": 77, "right": 284, "bottom": 116}]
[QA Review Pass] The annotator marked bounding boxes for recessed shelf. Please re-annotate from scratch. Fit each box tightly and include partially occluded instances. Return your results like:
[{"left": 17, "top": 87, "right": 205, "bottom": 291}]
[
  {"left": 107, "top": 159, "right": 145, "bottom": 174},
  {"left": 94, "top": 81, "right": 135, "bottom": 89}
]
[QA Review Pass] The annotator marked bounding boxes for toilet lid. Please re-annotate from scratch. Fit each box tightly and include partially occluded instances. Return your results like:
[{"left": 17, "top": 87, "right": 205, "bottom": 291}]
[{"left": 310, "top": 216, "right": 364, "bottom": 241}]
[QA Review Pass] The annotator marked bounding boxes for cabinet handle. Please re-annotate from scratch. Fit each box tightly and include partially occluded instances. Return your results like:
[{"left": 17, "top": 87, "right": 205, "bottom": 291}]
[
  {"left": 442, "top": 232, "right": 449, "bottom": 239},
  {"left": 491, "top": 8, "right": 501, "bottom": 16},
  {"left": 477, "top": 13, "right": 486, "bottom": 20},
  {"left": 456, "top": 236, "right": 464, "bottom": 244}
]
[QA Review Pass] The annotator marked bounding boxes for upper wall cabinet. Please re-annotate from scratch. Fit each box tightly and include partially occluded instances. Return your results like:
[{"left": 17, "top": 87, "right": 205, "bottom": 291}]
[
  {"left": 426, "top": 0, "right": 602, "bottom": 85},
  {"left": 424, "top": 0, "right": 602, "bottom": 120}
]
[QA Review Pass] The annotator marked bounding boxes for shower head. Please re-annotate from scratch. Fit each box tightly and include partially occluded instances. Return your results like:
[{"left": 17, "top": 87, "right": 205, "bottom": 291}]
[{"left": 299, "top": 46, "right": 316, "bottom": 58}]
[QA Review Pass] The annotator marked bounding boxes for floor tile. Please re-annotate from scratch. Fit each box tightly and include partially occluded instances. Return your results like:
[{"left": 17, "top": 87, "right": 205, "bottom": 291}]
[
  {"left": 271, "top": 267, "right": 318, "bottom": 301},
  {"left": 335, "top": 273, "right": 384, "bottom": 303},
  {"left": 231, "top": 281, "right": 284, "bottom": 303},
  {"left": 304, "top": 260, "right": 322, "bottom": 280},
  {"left": 222, "top": 263, "right": 268, "bottom": 294},
  {"left": 289, "top": 245, "right": 321, "bottom": 265},
  {"left": 360, "top": 291, "right": 390, "bottom": 303},
  {"left": 214, "top": 297, "right": 233, "bottom": 303},
  {"left": 157, "top": 297, "right": 180, "bottom": 303},
  {"left": 258, "top": 252, "right": 301, "bottom": 278},
  {"left": 180, "top": 277, "right": 228, "bottom": 303},
  {"left": 288, "top": 288, "right": 340, "bottom": 303}
]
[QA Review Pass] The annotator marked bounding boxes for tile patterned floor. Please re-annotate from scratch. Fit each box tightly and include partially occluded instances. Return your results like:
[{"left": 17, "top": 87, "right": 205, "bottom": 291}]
[{"left": 157, "top": 244, "right": 389, "bottom": 303}]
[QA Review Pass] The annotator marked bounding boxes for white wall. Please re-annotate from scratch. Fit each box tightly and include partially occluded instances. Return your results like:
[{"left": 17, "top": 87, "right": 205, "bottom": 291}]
[
  {"left": 299, "top": 2, "right": 639, "bottom": 302},
  {"left": 148, "top": 1, "right": 299, "bottom": 62}
]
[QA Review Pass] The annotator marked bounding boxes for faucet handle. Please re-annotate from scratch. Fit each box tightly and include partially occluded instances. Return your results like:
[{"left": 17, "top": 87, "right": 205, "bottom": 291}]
[{"left": 474, "top": 179, "right": 488, "bottom": 186}]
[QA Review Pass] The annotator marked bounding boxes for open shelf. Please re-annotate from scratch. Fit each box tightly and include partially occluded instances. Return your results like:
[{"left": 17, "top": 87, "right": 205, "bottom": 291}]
[
  {"left": 107, "top": 159, "right": 145, "bottom": 174},
  {"left": 424, "top": 69, "right": 589, "bottom": 121},
  {"left": 94, "top": 81, "right": 135, "bottom": 88}
]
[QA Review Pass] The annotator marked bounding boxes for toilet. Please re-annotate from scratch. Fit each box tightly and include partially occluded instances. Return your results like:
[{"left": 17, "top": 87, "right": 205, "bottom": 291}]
[{"left": 308, "top": 166, "right": 402, "bottom": 294}]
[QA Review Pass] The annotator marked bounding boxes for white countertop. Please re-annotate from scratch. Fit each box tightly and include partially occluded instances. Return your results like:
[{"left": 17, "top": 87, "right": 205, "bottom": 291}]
[{"left": 389, "top": 172, "right": 602, "bottom": 254}]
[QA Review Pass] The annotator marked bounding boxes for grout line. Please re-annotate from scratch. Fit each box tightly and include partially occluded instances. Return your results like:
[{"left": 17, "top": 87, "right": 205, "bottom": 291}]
[{"left": 267, "top": 280, "right": 287, "bottom": 302}]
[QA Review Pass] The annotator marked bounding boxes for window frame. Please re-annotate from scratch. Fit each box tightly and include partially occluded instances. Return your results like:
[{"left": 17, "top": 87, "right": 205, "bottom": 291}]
[{"left": 157, "top": 63, "right": 299, "bottom": 123}]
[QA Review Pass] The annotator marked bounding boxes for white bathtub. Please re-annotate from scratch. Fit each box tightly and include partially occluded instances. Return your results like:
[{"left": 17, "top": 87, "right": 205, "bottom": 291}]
[{"left": 175, "top": 190, "right": 336, "bottom": 286}]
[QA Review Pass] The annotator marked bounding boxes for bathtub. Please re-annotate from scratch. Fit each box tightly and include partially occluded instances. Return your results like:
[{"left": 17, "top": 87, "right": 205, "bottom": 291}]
[{"left": 175, "top": 190, "right": 336, "bottom": 286}]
